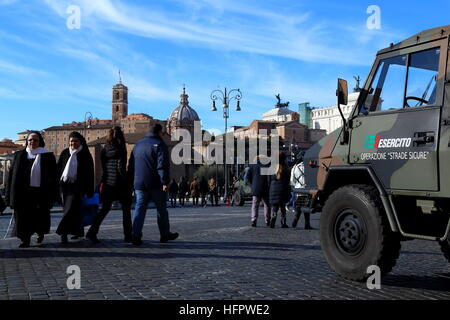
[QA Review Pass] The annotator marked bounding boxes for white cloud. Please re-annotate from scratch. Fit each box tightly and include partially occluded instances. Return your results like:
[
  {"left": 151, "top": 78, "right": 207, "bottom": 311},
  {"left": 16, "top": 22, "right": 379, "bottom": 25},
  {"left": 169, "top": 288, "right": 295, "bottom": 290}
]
[{"left": 43, "top": 0, "right": 376, "bottom": 66}]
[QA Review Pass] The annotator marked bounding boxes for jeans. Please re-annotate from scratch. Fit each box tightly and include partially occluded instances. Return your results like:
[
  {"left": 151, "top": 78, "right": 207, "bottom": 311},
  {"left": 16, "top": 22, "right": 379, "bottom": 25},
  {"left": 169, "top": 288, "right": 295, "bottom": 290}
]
[
  {"left": 251, "top": 196, "right": 271, "bottom": 224},
  {"left": 132, "top": 189, "right": 171, "bottom": 240}
]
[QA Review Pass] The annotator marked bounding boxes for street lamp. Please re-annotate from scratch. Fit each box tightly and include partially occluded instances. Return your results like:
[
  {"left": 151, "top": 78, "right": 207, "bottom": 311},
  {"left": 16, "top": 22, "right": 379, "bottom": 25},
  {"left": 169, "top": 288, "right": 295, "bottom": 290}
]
[
  {"left": 85, "top": 112, "right": 93, "bottom": 129},
  {"left": 210, "top": 87, "right": 242, "bottom": 203}
]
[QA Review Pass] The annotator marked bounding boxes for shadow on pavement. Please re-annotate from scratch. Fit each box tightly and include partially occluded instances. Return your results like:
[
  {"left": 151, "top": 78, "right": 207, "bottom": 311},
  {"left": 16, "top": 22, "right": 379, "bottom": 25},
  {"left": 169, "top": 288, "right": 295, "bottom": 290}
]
[
  {"left": 0, "top": 239, "right": 320, "bottom": 261},
  {"left": 381, "top": 273, "right": 450, "bottom": 292}
]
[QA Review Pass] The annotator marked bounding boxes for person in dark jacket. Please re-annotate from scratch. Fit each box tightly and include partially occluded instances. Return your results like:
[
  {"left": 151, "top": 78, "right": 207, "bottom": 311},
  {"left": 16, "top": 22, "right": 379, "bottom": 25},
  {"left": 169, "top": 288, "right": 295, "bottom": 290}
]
[
  {"left": 128, "top": 124, "right": 179, "bottom": 245},
  {"left": 168, "top": 179, "right": 179, "bottom": 208},
  {"left": 5, "top": 131, "right": 58, "bottom": 247},
  {"left": 178, "top": 177, "right": 189, "bottom": 207},
  {"left": 269, "top": 152, "right": 291, "bottom": 228},
  {"left": 86, "top": 127, "right": 132, "bottom": 243},
  {"left": 245, "top": 155, "right": 271, "bottom": 227},
  {"left": 199, "top": 176, "right": 209, "bottom": 207},
  {"left": 56, "top": 131, "right": 94, "bottom": 244}
]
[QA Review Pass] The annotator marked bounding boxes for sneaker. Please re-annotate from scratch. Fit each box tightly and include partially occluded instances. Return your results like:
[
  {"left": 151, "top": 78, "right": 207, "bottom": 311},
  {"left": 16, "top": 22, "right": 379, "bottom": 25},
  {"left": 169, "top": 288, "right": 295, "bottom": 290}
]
[
  {"left": 160, "top": 232, "right": 179, "bottom": 243},
  {"left": 132, "top": 238, "right": 143, "bottom": 246},
  {"left": 281, "top": 223, "right": 289, "bottom": 228},
  {"left": 251, "top": 221, "right": 257, "bottom": 228},
  {"left": 19, "top": 242, "right": 30, "bottom": 248},
  {"left": 86, "top": 233, "right": 101, "bottom": 244}
]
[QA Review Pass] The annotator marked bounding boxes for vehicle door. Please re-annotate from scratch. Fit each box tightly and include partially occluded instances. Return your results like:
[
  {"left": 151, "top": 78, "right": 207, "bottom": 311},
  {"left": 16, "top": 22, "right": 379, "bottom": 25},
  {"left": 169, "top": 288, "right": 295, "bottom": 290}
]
[{"left": 348, "top": 40, "right": 446, "bottom": 191}]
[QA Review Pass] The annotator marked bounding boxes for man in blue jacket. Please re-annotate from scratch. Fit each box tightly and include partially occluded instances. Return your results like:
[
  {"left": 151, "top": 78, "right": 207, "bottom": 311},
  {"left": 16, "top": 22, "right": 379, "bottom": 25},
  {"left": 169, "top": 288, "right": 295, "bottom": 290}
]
[{"left": 128, "top": 124, "right": 179, "bottom": 245}]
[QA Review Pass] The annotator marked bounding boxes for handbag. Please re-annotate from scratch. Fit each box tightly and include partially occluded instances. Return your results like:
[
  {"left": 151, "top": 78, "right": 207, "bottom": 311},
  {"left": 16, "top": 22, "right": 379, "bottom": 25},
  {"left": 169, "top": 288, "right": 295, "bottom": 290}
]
[{"left": 80, "top": 193, "right": 100, "bottom": 227}]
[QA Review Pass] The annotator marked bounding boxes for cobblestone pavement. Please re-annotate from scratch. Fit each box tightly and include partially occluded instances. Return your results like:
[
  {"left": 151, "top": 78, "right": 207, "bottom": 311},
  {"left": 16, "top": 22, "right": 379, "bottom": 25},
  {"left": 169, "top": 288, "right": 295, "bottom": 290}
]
[{"left": 0, "top": 203, "right": 449, "bottom": 300}]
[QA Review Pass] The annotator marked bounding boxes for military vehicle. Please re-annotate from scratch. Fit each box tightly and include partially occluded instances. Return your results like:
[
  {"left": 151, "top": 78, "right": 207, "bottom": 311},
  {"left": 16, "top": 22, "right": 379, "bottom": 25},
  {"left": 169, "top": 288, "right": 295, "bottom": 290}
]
[
  {"left": 233, "top": 166, "right": 252, "bottom": 206},
  {"left": 295, "top": 25, "right": 450, "bottom": 281}
]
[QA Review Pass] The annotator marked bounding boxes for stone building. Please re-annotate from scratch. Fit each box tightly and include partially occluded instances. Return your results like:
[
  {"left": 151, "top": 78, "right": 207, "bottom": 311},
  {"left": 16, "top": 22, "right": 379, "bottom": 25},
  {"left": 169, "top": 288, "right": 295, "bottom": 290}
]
[
  {"left": 0, "top": 139, "right": 22, "bottom": 155},
  {"left": 87, "top": 87, "right": 203, "bottom": 185},
  {"left": 167, "top": 87, "right": 201, "bottom": 136},
  {"left": 299, "top": 91, "right": 381, "bottom": 134},
  {"left": 42, "top": 80, "right": 163, "bottom": 157}
]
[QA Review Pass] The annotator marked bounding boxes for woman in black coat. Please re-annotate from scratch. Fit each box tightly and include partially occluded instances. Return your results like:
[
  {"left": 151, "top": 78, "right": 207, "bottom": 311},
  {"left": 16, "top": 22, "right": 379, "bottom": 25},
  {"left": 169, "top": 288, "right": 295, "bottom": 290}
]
[
  {"left": 269, "top": 152, "right": 291, "bottom": 228},
  {"left": 56, "top": 131, "right": 94, "bottom": 244},
  {"left": 86, "top": 126, "right": 132, "bottom": 243},
  {"left": 5, "top": 131, "right": 58, "bottom": 247}
]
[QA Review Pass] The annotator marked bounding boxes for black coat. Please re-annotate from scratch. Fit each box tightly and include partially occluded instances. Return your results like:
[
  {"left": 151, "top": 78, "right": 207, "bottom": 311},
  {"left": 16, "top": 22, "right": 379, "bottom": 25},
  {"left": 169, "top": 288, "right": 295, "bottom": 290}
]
[
  {"left": 0, "top": 194, "right": 5, "bottom": 214},
  {"left": 246, "top": 163, "right": 270, "bottom": 197},
  {"left": 57, "top": 147, "right": 94, "bottom": 197},
  {"left": 5, "top": 149, "right": 58, "bottom": 209},
  {"left": 268, "top": 168, "right": 291, "bottom": 205},
  {"left": 101, "top": 145, "right": 127, "bottom": 187}
]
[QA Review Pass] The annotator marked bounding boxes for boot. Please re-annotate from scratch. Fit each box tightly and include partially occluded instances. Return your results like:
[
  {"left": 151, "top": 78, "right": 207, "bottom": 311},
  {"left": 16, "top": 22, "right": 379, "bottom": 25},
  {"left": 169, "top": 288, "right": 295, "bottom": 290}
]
[
  {"left": 270, "top": 215, "right": 276, "bottom": 228},
  {"left": 37, "top": 234, "right": 44, "bottom": 244},
  {"left": 292, "top": 216, "right": 299, "bottom": 228}
]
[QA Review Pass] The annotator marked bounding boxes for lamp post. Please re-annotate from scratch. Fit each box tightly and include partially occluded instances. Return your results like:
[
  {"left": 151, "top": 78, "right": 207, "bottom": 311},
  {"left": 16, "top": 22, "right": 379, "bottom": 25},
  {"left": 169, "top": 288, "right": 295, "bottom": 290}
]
[
  {"left": 84, "top": 111, "right": 93, "bottom": 139},
  {"left": 210, "top": 87, "right": 242, "bottom": 203}
]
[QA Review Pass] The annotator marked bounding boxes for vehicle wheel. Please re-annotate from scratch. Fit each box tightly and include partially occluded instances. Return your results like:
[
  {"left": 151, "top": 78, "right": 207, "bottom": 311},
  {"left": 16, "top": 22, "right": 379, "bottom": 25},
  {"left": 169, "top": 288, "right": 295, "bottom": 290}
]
[
  {"left": 234, "top": 191, "right": 244, "bottom": 206},
  {"left": 439, "top": 238, "right": 450, "bottom": 263},
  {"left": 320, "top": 184, "right": 401, "bottom": 281}
]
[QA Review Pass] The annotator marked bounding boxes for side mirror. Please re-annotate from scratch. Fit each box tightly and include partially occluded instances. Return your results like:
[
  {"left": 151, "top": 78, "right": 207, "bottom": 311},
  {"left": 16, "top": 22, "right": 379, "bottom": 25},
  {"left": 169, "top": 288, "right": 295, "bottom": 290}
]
[{"left": 336, "top": 78, "right": 348, "bottom": 106}]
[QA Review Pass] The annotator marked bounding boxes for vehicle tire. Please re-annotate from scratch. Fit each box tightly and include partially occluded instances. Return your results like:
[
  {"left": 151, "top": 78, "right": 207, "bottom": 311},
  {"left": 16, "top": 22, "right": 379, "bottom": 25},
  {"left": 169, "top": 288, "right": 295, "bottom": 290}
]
[
  {"left": 234, "top": 191, "right": 244, "bottom": 206},
  {"left": 439, "top": 238, "right": 450, "bottom": 263},
  {"left": 320, "top": 184, "right": 401, "bottom": 281}
]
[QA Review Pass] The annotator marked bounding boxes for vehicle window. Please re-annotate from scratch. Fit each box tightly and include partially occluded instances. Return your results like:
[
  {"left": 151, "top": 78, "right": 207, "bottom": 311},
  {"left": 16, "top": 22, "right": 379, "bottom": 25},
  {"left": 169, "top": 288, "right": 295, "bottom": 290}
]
[
  {"left": 405, "top": 48, "right": 440, "bottom": 107},
  {"left": 361, "top": 47, "right": 441, "bottom": 114},
  {"left": 362, "top": 55, "right": 407, "bottom": 114}
]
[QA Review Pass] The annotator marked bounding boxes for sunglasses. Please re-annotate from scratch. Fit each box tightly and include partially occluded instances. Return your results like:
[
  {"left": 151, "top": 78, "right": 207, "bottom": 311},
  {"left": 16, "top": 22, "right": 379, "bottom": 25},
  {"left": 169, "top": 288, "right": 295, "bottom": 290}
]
[{"left": 28, "top": 139, "right": 39, "bottom": 142}]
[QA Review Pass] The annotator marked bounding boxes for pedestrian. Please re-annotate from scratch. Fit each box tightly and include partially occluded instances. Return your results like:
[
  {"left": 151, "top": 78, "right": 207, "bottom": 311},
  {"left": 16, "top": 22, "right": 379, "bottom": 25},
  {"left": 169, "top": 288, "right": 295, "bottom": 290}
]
[
  {"left": 5, "top": 131, "right": 58, "bottom": 247},
  {"left": 128, "top": 124, "right": 179, "bottom": 245},
  {"left": 168, "top": 178, "right": 179, "bottom": 208},
  {"left": 190, "top": 177, "right": 200, "bottom": 206},
  {"left": 230, "top": 176, "right": 238, "bottom": 206},
  {"left": 245, "top": 155, "right": 271, "bottom": 227},
  {"left": 199, "top": 176, "right": 209, "bottom": 207},
  {"left": 178, "top": 176, "right": 188, "bottom": 207},
  {"left": 208, "top": 177, "right": 219, "bottom": 206},
  {"left": 269, "top": 152, "right": 291, "bottom": 228},
  {"left": 86, "top": 127, "right": 133, "bottom": 244},
  {"left": 290, "top": 151, "right": 313, "bottom": 230},
  {"left": 56, "top": 131, "right": 94, "bottom": 244}
]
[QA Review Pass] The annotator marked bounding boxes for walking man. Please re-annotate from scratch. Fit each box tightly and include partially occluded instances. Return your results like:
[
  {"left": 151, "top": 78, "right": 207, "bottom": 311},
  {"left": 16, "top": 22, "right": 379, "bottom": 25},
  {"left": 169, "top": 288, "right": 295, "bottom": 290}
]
[{"left": 128, "top": 124, "right": 179, "bottom": 245}]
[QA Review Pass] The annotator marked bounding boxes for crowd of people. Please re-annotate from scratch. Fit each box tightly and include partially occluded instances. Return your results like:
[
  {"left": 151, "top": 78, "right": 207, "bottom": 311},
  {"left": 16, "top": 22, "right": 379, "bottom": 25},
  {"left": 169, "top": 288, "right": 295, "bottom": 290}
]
[
  {"left": 245, "top": 152, "right": 313, "bottom": 229},
  {"left": 167, "top": 175, "right": 227, "bottom": 208},
  {"left": 0, "top": 123, "right": 312, "bottom": 249}
]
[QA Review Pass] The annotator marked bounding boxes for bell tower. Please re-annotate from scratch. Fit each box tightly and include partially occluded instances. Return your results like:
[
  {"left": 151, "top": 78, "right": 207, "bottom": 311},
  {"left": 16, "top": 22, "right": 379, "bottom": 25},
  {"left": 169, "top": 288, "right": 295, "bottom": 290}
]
[{"left": 112, "top": 72, "right": 128, "bottom": 124}]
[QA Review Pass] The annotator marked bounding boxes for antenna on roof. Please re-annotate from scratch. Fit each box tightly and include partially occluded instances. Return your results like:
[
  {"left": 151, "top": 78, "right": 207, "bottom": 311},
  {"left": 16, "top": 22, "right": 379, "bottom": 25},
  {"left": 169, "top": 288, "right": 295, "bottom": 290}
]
[
  {"left": 183, "top": 84, "right": 186, "bottom": 94},
  {"left": 119, "top": 70, "right": 122, "bottom": 84}
]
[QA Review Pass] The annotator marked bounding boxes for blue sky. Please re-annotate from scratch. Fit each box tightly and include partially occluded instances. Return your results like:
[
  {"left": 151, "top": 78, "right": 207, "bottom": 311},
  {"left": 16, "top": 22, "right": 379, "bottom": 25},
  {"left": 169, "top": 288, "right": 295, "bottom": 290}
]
[{"left": 0, "top": 0, "right": 449, "bottom": 140}]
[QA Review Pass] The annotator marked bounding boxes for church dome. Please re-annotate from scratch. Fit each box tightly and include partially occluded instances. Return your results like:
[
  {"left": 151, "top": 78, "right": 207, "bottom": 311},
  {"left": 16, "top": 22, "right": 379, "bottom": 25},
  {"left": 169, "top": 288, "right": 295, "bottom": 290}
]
[{"left": 168, "top": 88, "right": 200, "bottom": 123}]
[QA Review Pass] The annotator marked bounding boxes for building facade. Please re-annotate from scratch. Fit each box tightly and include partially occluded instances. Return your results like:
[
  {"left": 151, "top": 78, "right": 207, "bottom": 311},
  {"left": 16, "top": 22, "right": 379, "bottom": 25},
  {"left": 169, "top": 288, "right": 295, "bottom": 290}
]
[{"left": 299, "top": 92, "right": 380, "bottom": 135}]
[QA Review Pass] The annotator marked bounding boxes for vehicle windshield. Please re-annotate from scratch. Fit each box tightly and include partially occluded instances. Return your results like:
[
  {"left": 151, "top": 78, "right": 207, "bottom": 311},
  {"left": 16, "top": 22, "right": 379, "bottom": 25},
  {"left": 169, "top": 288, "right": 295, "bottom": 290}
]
[{"left": 361, "top": 47, "right": 440, "bottom": 114}]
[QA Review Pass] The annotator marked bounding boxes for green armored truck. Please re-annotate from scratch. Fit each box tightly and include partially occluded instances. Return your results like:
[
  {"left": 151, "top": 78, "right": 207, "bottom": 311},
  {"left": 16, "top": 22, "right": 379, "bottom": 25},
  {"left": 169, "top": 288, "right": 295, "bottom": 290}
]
[{"left": 296, "top": 25, "right": 450, "bottom": 281}]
